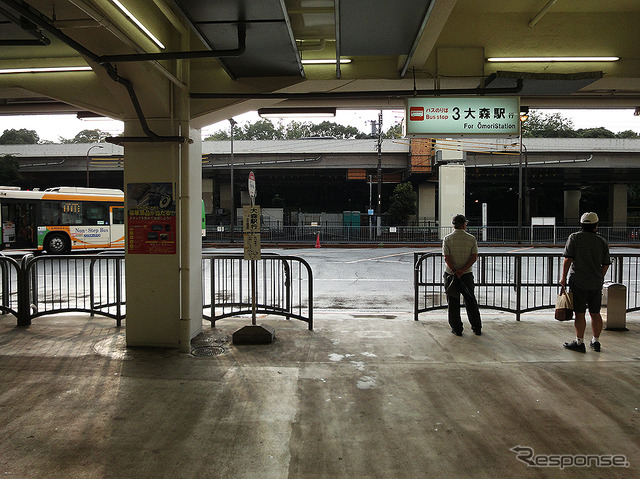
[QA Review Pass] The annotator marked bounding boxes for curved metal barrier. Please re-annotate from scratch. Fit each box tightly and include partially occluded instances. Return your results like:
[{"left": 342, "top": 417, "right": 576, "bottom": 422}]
[
  {"left": 0, "top": 254, "right": 20, "bottom": 319},
  {"left": 22, "top": 254, "right": 126, "bottom": 325},
  {"left": 202, "top": 253, "right": 313, "bottom": 330},
  {"left": 2, "top": 253, "right": 314, "bottom": 329},
  {"left": 415, "top": 252, "right": 640, "bottom": 321}
]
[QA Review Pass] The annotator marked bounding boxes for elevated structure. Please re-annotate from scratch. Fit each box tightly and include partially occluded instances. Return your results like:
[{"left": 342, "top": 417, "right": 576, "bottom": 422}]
[{"left": 2, "top": 138, "right": 639, "bottom": 226}]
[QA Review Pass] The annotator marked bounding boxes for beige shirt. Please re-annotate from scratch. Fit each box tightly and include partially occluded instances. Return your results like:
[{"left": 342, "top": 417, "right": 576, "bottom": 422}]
[{"left": 442, "top": 228, "right": 478, "bottom": 274}]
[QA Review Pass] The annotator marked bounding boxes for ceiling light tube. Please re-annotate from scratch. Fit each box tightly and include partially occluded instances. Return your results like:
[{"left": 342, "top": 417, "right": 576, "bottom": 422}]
[
  {"left": 302, "top": 59, "right": 352, "bottom": 65},
  {"left": 0, "top": 66, "right": 93, "bottom": 74},
  {"left": 258, "top": 107, "right": 336, "bottom": 118},
  {"left": 487, "top": 56, "right": 619, "bottom": 62},
  {"left": 111, "top": 0, "right": 166, "bottom": 50}
]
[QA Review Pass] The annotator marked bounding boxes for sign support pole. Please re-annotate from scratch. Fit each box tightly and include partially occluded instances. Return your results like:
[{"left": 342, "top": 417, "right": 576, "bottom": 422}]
[{"left": 233, "top": 171, "right": 274, "bottom": 344}]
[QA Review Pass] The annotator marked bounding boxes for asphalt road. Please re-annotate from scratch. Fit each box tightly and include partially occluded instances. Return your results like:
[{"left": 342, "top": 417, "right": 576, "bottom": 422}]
[{"left": 206, "top": 245, "right": 640, "bottom": 313}]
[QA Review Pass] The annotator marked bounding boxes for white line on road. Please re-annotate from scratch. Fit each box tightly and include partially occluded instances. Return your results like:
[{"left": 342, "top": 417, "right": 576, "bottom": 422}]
[{"left": 315, "top": 278, "right": 409, "bottom": 282}]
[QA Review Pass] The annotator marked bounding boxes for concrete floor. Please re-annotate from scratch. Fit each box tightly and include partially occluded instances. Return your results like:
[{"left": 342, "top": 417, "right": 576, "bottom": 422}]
[{"left": 0, "top": 311, "right": 638, "bottom": 479}]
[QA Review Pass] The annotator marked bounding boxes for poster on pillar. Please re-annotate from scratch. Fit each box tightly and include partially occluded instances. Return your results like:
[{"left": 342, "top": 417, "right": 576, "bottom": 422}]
[{"left": 126, "top": 182, "right": 177, "bottom": 254}]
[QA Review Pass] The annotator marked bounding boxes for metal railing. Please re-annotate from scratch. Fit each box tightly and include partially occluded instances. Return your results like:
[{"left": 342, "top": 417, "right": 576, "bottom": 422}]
[
  {"left": 202, "top": 253, "right": 313, "bottom": 329},
  {"left": 22, "top": 254, "right": 126, "bottom": 326},
  {"left": 205, "top": 225, "right": 640, "bottom": 245},
  {"left": 0, "top": 254, "right": 20, "bottom": 318},
  {"left": 2, "top": 253, "right": 313, "bottom": 329},
  {"left": 414, "top": 252, "right": 640, "bottom": 321}
]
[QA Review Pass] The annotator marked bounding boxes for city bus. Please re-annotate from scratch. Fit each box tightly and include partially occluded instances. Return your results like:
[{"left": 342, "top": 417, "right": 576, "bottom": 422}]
[{"left": 1, "top": 186, "right": 125, "bottom": 254}]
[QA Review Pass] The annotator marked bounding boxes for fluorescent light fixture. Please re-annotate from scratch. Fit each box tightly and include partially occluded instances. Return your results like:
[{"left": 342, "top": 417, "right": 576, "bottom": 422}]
[
  {"left": 111, "top": 0, "right": 166, "bottom": 50},
  {"left": 487, "top": 56, "right": 619, "bottom": 62},
  {"left": 258, "top": 107, "right": 336, "bottom": 118},
  {"left": 0, "top": 66, "right": 93, "bottom": 74},
  {"left": 302, "top": 59, "right": 352, "bottom": 65}
]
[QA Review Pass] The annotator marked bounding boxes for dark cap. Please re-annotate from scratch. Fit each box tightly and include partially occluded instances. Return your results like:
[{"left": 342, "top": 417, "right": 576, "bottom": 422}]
[{"left": 452, "top": 214, "right": 468, "bottom": 226}]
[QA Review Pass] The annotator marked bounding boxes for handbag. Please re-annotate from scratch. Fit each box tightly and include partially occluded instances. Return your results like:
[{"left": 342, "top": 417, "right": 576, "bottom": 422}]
[{"left": 555, "top": 287, "right": 574, "bottom": 321}]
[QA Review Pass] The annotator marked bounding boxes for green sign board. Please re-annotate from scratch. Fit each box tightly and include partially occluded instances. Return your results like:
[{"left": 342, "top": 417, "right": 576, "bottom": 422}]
[{"left": 405, "top": 97, "right": 520, "bottom": 136}]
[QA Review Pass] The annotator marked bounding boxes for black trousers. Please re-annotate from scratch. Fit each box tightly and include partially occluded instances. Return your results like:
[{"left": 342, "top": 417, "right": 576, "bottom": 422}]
[{"left": 444, "top": 272, "right": 482, "bottom": 333}]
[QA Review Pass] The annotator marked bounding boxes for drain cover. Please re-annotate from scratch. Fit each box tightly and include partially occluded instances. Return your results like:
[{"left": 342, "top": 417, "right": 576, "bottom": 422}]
[{"left": 192, "top": 346, "right": 226, "bottom": 357}]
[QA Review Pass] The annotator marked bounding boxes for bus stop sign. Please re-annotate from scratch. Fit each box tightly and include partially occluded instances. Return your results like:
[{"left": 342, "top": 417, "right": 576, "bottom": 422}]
[{"left": 248, "top": 171, "right": 256, "bottom": 202}]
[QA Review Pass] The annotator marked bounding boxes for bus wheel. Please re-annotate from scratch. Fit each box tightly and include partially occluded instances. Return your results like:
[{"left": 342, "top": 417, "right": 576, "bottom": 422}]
[{"left": 45, "top": 233, "right": 69, "bottom": 254}]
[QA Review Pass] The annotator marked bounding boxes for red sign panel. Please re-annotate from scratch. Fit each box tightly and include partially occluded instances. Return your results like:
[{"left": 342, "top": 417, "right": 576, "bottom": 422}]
[{"left": 409, "top": 106, "right": 424, "bottom": 121}]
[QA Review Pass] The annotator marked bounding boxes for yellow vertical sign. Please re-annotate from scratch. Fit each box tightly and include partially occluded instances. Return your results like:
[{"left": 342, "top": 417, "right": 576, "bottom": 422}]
[{"left": 243, "top": 205, "right": 261, "bottom": 260}]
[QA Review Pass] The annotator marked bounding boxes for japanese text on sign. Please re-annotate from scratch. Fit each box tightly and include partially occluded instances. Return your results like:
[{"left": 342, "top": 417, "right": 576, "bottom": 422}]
[
  {"left": 405, "top": 97, "right": 520, "bottom": 136},
  {"left": 243, "top": 205, "right": 261, "bottom": 233}
]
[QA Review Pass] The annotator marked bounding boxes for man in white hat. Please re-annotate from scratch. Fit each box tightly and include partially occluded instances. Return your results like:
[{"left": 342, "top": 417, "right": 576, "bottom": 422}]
[{"left": 560, "top": 212, "right": 611, "bottom": 352}]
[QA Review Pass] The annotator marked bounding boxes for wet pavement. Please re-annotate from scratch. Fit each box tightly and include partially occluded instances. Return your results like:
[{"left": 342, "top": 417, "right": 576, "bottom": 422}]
[{"left": 1, "top": 309, "right": 638, "bottom": 478}]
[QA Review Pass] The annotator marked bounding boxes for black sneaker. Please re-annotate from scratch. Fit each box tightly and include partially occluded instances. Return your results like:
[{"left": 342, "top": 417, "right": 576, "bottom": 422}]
[
  {"left": 590, "top": 340, "right": 601, "bottom": 352},
  {"left": 564, "top": 340, "right": 586, "bottom": 353},
  {"left": 473, "top": 329, "right": 482, "bottom": 336},
  {"left": 451, "top": 329, "right": 462, "bottom": 336}
]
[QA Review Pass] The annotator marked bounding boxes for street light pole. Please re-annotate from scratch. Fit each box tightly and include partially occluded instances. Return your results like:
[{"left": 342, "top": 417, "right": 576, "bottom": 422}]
[
  {"left": 86, "top": 144, "right": 104, "bottom": 187},
  {"left": 517, "top": 112, "right": 528, "bottom": 243},
  {"left": 517, "top": 132, "right": 523, "bottom": 243},
  {"left": 229, "top": 118, "right": 236, "bottom": 242}
]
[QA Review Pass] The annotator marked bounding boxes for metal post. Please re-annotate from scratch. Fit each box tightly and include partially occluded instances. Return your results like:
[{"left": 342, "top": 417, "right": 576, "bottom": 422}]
[
  {"left": 86, "top": 144, "right": 104, "bottom": 188},
  {"left": 229, "top": 118, "right": 236, "bottom": 242},
  {"left": 376, "top": 110, "right": 383, "bottom": 236},
  {"left": 517, "top": 131, "right": 523, "bottom": 244},
  {"left": 517, "top": 112, "right": 528, "bottom": 243},
  {"left": 251, "top": 259, "right": 257, "bottom": 325}
]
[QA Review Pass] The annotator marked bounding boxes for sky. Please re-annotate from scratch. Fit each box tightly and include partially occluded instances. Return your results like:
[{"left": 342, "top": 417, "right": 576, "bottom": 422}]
[{"left": 0, "top": 108, "right": 639, "bottom": 142}]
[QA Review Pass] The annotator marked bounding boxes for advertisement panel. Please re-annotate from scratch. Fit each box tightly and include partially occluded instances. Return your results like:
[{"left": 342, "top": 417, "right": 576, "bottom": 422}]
[{"left": 126, "top": 183, "right": 176, "bottom": 254}]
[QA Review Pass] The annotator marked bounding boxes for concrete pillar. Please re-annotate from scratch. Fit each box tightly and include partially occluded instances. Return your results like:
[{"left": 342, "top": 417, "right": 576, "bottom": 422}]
[
  {"left": 418, "top": 183, "right": 436, "bottom": 223},
  {"left": 220, "top": 183, "right": 232, "bottom": 215},
  {"left": 564, "top": 189, "right": 581, "bottom": 225},
  {"left": 123, "top": 123, "right": 203, "bottom": 350},
  {"left": 202, "top": 178, "right": 214, "bottom": 215},
  {"left": 609, "top": 184, "right": 628, "bottom": 227},
  {"left": 438, "top": 163, "right": 465, "bottom": 239}
]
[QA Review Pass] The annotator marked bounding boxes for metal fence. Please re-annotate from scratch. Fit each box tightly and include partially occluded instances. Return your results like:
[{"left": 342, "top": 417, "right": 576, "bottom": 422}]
[
  {"left": 205, "top": 225, "right": 640, "bottom": 245},
  {"left": 414, "top": 252, "right": 640, "bottom": 321},
  {"left": 1, "top": 252, "right": 312, "bottom": 329},
  {"left": 0, "top": 255, "right": 21, "bottom": 319},
  {"left": 202, "top": 253, "right": 313, "bottom": 329},
  {"left": 1, "top": 254, "right": 127, "bottom": 326}
]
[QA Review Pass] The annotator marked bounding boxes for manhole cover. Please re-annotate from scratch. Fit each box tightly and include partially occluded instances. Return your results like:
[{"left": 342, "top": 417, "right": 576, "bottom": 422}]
[{"left": 192, "top": 345, "right": 226, "bottom": 357}]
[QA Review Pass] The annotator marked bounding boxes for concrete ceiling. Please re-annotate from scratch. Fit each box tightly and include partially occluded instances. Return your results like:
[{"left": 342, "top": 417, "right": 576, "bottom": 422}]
[{"left": 0, "top": 0, "right": 638, "bottom": 129}]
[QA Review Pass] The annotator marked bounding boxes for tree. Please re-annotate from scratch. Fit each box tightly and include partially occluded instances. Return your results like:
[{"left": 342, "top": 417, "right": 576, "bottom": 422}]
[
  {"left": 0, "top": 128, "right": 39, "bottom": 144},
  {"left": 300, "top": 121, "right": 362, "bottom": 139},
  {"left": 382, "top": 123, "right": 403, "bottom": 139},
  {"left": 240, "top": 119, "right": 284, "bottom": 140},
  {"left": 205, "top": 130, "right": 230, "bottom": 141},
  {"left": 204, "top": 119, "right": 368, "bottom": 141},
  {"left": 387, "top": 182, "right": 417, "bottom": 225},
  {"left": 60, "top": 129, "right": 106, "bottom": 143},
  {"left": 617, "top": 129, "right": 640, "bottom": 139},
  {"left": 577, "top": 127, "right": 616, "bottom": 138},
  {"left": 523, "top": 112, "right": 576, "bottom": 138},
  {"left": 0, "top": 155, "right": 22, "bottom": 185}
]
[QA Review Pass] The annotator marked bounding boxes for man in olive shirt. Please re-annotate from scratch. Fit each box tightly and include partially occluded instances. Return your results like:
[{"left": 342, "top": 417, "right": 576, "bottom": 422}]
[
  {"left": 442, "top": 214, "right": 482, "bottom": 336},
  {"left": 560, "top": 212, "right": 611, "bottom": 352}
]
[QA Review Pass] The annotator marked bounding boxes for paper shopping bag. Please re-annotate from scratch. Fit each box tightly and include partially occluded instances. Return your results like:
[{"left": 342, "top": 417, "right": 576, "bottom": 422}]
[{"left": 555, "top": 289, "right": 574, "bottom": 321}]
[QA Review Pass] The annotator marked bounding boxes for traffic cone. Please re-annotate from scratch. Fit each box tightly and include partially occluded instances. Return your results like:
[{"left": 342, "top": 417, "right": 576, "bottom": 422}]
[{"left": 315, "top": 233, "right": 321, "bottom": 248}]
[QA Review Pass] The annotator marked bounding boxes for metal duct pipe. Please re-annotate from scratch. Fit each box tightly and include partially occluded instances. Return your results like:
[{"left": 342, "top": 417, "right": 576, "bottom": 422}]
[{"left": 191, "top": 80, "right": 524, "bottom": 100}]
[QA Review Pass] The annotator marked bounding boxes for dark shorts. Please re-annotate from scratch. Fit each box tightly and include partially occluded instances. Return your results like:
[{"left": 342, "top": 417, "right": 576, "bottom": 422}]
[{"left": 570, "top": 285, "right": 602, "bottom": 314}]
